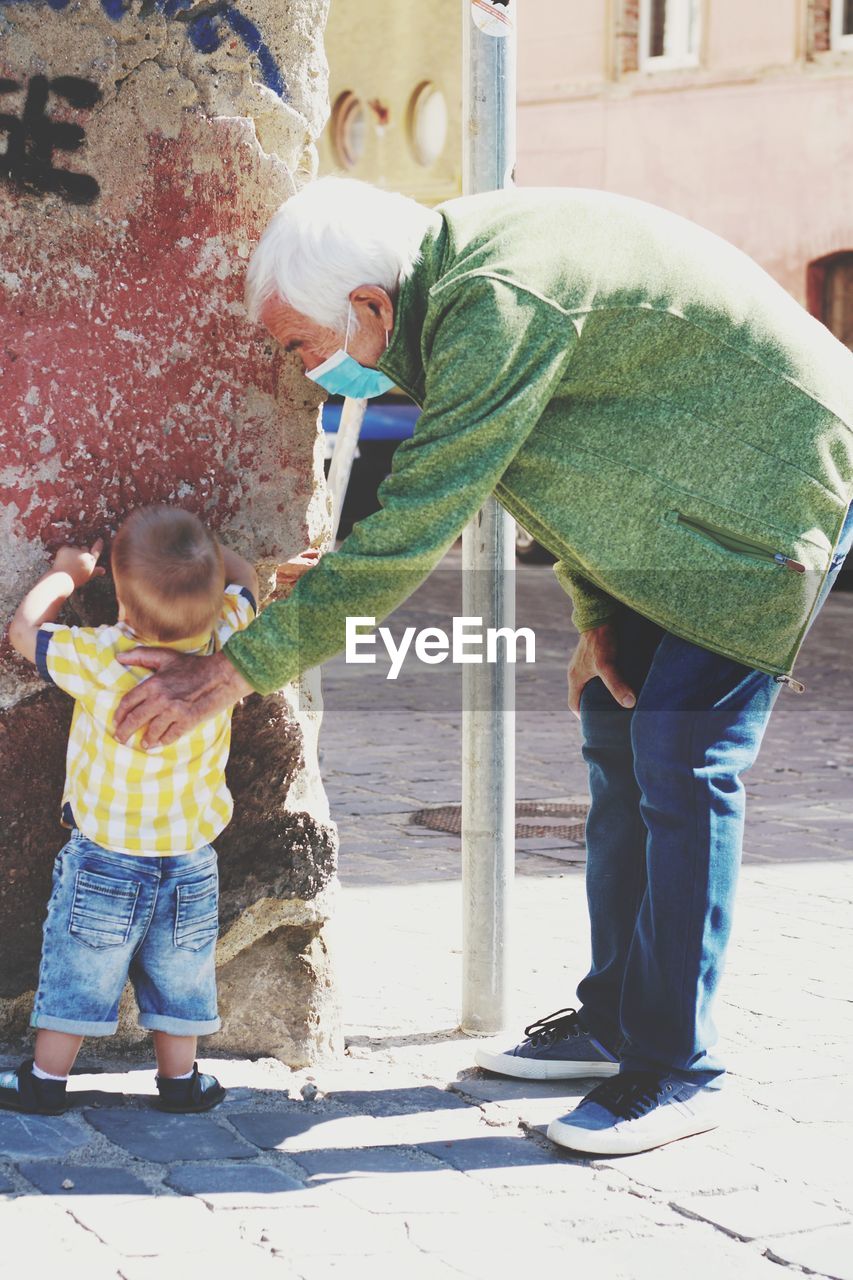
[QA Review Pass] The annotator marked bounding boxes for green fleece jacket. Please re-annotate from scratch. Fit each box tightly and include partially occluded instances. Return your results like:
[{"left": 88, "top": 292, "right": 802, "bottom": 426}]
[{"left": 225, "top": 188, "right": 853, "bottom": 695}]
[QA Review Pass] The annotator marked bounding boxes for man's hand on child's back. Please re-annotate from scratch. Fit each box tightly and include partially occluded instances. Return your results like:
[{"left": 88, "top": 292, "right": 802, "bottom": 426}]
[
  {"left": 113, "top": 650, "right": 253, "bottom": 749},
  {"left": 54, "top": 539, "right": 106, "bottom": 589},
  {"left": 113, "top": 544, "right": 322, "bottom": 749}
]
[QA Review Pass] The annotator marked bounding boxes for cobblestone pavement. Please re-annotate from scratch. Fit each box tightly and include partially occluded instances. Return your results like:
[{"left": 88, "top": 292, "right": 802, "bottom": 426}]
[{"left": 2, "top": 551, "right": 851, "bottom": 1279}]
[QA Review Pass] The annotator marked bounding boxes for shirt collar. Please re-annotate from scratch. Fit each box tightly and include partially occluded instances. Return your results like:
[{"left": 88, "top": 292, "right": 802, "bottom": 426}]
[
  {"left": 119, "top": 621, "right": 215, "bottom": 654},
  {"left": 377, "top": 211, "right": 447, "bottom": 407}
]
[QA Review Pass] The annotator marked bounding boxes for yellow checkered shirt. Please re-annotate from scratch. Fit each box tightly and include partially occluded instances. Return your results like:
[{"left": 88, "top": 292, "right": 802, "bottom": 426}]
[{"left": 36, "top": 585, "right": 256, "bottom": 855}]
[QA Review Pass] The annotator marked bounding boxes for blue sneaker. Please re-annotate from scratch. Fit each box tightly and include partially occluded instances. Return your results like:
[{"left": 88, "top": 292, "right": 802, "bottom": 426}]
[
  {"left": 547, "top": 1070, "right": 724, "bottom": 1155},
  {"left": 474, "top": 1008, "right": 620, "bottom": 1080}
]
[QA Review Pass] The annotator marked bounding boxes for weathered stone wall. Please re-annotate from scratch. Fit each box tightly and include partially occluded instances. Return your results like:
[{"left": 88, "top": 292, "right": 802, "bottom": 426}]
[{"left": 0, "top": 0, "right": 340, "bottom": 1066}]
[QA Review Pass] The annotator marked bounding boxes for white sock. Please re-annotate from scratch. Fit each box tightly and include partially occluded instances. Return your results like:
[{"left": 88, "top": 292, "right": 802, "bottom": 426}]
[
  {"left": 32, "top": 1063, "right": 68, "bottom": 1082},
  {"left": 162, "top": 1068, "right": 194, "bottom": 1080}
]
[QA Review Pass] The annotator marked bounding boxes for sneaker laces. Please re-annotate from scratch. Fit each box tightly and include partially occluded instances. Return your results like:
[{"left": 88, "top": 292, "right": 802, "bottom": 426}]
[
  {"left": 523, "top": 1007, "right": 584, "bottom": 1047},
  {"left": 584, "top": 1072, "right": 666, "bottom": 1120}
]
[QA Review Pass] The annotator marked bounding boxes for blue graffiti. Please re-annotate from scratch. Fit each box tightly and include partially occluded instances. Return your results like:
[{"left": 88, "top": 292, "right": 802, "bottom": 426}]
[
  {"left": 3, "top": 0, "right": 288, "bottom": 100},
  {"left": 211, "top": 6, "right": 284, "bottom": 99}
]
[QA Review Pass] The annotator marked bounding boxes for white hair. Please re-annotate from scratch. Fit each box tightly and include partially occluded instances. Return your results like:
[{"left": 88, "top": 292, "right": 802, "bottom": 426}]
[{"left": 245, "top": 177, "right": 436, "bottom": 333}]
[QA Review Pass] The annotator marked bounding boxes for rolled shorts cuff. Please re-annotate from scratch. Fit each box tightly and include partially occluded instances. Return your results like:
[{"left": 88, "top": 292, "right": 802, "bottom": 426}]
[
  {"left": 137, "top": 1012, "right": 221, "bottom": 1036},
  {"left": 31, "top": 1012, "right": 118, "bottom": 1037}
]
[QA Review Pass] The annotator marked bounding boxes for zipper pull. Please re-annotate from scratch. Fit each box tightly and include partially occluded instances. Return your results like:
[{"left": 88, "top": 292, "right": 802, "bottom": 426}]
[
  {"left": 775, "top": 674, "right": 806, "bottom": 693},
  {"left": 774, "top": 554, "right": 806, "bottom": 573}
]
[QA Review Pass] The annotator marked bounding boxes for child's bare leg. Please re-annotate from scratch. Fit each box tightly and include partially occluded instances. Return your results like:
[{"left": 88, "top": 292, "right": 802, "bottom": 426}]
[
  {"left": 153, "top": 1031, "right": 197, "bottom": 1078},
  {"left": 34, "top": 1029, "right": 83, "bottom": 1077}
]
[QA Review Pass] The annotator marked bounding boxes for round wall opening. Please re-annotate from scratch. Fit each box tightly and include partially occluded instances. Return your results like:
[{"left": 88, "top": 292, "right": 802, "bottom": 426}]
[
  {"left": 332, "top": 91, "right": 367, "bottom": 169},
  {"left": 408, "top": 82, "right": 448, "bottom": 167}
]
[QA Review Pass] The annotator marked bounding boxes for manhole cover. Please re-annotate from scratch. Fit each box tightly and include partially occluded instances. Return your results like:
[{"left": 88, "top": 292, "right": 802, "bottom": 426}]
[{"left": 411, "top": 800, "right": 589, "bottom": 843}]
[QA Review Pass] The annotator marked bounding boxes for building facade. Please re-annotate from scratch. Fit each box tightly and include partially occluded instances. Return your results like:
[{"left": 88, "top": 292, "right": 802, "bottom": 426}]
[
  {"left": 518, "top": 0, "right": 853, "bottom": 336},
  {"left": 318, "top": 0, "right": 462, "bottom": 207},
  {"left": 320, "top": 1, "right": 853, "bottom": 343}
]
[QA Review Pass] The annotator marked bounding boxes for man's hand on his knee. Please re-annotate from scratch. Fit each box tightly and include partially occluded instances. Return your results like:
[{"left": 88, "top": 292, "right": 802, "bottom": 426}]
[{"left": 567, "top": 622, "right": 636, "bottom": 718}]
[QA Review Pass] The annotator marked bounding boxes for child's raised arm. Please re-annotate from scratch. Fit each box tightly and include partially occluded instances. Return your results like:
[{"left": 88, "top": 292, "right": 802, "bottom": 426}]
[
  {"left": 219, "top": 543, "right": 260, "bottom": 606},
  {"left": 7, "top": 540, "right": 105, "bottom": 664}
]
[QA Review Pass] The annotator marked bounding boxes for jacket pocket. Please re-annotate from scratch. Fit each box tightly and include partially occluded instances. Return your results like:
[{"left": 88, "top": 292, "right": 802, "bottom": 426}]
[
  {"left": 674, "top": 512, "right": 806, "bottom": 573},
  {"left": 69, "top": 871, "right": 139, "bottom": 950},
  {"left": 174, "top": 874, "right": 219, "bottom": 952}
]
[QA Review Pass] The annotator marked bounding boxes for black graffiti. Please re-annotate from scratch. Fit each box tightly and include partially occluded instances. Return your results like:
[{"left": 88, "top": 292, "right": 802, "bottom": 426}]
[
  {"left": 491, "top": 1, "right": 511, "bottom": 7},
  {"left": 0, "top": 75, "right": 102, "bottom": 205}
]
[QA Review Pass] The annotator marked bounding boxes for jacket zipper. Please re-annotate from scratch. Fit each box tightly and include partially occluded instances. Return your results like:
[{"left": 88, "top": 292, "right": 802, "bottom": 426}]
[
  {"left": 676, "top": 513, "right": 808, "bottom": 691},
  {"left": 675, "top": 513, "right": 806, "bottom": 573}
]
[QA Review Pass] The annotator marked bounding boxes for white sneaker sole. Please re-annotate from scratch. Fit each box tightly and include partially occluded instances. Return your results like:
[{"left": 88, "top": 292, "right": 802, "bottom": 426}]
[
  {"left": 546, "top": 1110, "right": 720, "bottom": 1155},
  {"left": 474, "top": 1046, "right": 620, "bottom": 1080}
]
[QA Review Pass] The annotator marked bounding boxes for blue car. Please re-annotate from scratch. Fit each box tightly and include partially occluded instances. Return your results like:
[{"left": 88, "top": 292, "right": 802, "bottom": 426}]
[
  {"left": 321, "top": 394, "right": 418, "bottom": 538},
  {"left": 321, "top": 395, "right": 421, "bottom": 450},
  {"left": 322, "top": 394, "right": 551, "bottom": 563}
]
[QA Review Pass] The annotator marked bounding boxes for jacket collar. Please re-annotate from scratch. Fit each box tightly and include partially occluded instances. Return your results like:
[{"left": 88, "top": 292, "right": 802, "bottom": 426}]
[{"left": 377, "top": 212, "right": 447, "bottom": 407}]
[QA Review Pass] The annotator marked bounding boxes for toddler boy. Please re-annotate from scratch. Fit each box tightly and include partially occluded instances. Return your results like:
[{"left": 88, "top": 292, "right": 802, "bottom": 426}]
[{"left": 2, "top": 505, "right": 264, "bottom": 1114}]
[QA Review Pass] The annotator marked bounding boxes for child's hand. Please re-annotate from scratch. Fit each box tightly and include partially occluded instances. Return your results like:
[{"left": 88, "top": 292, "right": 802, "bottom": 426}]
[
  {"left": 53, "top": 538, "right": 106, "bottom": 590},
  {"left": 8, "top": 537, "right": 107, "bottom": 663},
  {"left": 275, "top": 547, "right": 322, "bottom": 588}
]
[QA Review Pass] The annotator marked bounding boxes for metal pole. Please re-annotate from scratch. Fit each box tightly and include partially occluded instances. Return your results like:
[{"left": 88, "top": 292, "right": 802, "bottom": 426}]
[
  {"left": 460, "top": 0, "right": 517, "bottom": 1036},
  {"left": 326, "top": 397, "right": 367, "bottom": 543}
]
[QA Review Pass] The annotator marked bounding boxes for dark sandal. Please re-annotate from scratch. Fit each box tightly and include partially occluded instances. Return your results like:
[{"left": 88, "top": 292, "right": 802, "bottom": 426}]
[
  {"left": 0, "top": 1059, "right": 67, "bottom": 1115},
  {"left": 155, "top": 1062, "right": 226, "bottom": 1113}
]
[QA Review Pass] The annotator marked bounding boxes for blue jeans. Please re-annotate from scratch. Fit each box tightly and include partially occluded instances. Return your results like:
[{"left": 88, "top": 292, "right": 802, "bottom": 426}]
[
  {"left": 576, "top": 503, "right": 853, "bottom": 1082},
  {"left": 31, "top": 833, "right": 221, "bottom": 1038}
]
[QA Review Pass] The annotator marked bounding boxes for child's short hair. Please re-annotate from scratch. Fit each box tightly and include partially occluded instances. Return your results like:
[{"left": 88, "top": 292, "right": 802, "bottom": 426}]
[{"left": 111, "top": 506, "right": 225, "bottom": 642}]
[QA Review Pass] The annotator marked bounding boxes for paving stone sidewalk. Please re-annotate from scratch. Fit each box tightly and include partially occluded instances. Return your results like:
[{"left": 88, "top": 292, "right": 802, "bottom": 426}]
[{"left": 1, "top": 553, "right": 851, "bottom": 1279}]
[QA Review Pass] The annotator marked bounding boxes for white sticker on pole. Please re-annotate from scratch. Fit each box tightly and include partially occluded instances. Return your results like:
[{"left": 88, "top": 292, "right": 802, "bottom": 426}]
[{"left": 471, "top": 0, "right": 513, "bottom": 39}]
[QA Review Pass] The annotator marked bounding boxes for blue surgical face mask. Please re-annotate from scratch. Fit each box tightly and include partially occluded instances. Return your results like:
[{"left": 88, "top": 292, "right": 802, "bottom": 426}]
[{"left": 306, "top": 303, "right": 395, "bottom": 399}]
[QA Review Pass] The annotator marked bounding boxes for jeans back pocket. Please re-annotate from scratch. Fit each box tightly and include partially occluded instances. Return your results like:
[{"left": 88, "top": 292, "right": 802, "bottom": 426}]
[
  {"left": 174, "top": 874, "right": 219, "bottom": 952},
  {"left": 70, "top": 870, "right": 140, "bottom": 950}
]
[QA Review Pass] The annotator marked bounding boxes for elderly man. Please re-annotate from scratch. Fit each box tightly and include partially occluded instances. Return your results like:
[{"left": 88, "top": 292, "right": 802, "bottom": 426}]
[{"left": 114, "top": 178, "right": 853, "bottom": 1156}]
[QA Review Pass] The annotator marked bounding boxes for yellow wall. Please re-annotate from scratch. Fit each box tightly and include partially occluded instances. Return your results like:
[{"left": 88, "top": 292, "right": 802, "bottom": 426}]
[{"left": 319, "top": 0, "right": 463, "bottom": 205}]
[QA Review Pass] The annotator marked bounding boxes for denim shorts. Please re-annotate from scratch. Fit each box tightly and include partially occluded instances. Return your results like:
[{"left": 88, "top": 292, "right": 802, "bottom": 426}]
[{"left": 31, "top": 831, "right": 221, "bottom": 1038}]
